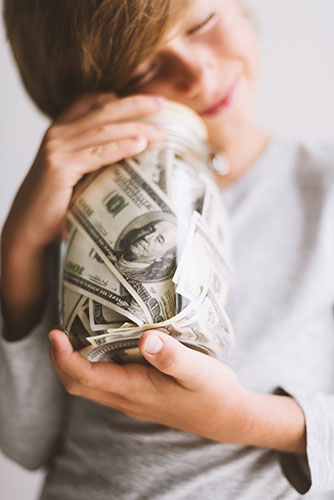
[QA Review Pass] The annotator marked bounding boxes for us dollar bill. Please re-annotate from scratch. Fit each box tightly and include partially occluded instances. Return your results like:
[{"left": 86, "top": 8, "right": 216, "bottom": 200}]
[
  {"left": 69, "top": 314, "right": 92, "bottom": 351},
  {"left": 127, "top": 146, "right": 173, "bottom": 196},
  {"left": 174, "top": 288, "right": 235, "bottom": 359},
  {"left": 200, "top": 173, "right": 232, "bottom": 269},
  {"left": 77, "top": 299, "right": 92, "bottom": 333},
  {"left": 174, "top": 211, "right": 231, "bottom": 306},
  {"left": 83, "top": 285, "right": 234, "bottom": 362},
  {"left": 68, "top": 160, "right": 177, "bottom": 323},
  {"left": 61, "top": 286, "right": 86, "bottom": 332},
  {"left": 88, "top": 299, "right": 129, "bottom": 331},
  {"left": 84, "top": 286, "right": 207, "bottom": 346},
  {"left": 63, "top": 227, "right": 147, "bottom": 325}
]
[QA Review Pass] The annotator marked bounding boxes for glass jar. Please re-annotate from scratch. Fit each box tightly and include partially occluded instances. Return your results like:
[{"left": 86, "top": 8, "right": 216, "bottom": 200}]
[{"left": 58, "top": 100, "right": 234, "bottom": 364}]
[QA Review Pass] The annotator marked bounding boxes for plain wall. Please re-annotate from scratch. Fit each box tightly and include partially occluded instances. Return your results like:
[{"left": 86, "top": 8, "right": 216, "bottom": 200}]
[{"left": 1, "top": 1, "right": 334, "bottom": 499}]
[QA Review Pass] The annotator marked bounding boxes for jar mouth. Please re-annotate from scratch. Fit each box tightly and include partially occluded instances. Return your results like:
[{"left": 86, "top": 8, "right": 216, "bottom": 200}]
[{"left": 142, "top": 140, "right": 231, "bottom": 177}]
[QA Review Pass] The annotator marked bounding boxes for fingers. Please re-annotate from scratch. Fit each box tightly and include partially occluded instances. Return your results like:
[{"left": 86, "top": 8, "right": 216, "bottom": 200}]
[
  {"left": 62, "top": 94, "right": 165, "bottom": 138},
  {"left": 139, "top": 331, "right": 213, "bottom": 390},
  {"left": 68, "top": 136, "right": 149, "bottom": 176},
  {"left": 44, "top": 93, "right": 166, "bottom": 179},
  {"left": 66, "top": 121, "right": 166, "bottom": 153},
  {"left": 48, "top": 329, "right": 131, "bottom": 397},
  {"left": 55, "top": 92, "right": 118, "bottom": 124}
]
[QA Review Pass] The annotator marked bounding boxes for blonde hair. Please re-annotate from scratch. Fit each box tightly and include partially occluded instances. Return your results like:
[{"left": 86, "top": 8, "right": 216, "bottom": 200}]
[{"left": 3, "top": 0, "right": 190, "bottom": 119}]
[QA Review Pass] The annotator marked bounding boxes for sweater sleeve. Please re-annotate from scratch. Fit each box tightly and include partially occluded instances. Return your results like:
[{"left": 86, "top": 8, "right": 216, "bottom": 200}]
[
  {"left": 273, "top": 385, "right": 334, "bottom": 495},
  {"left": 0, "top": 245, "right": 68, "bottom": 471}
]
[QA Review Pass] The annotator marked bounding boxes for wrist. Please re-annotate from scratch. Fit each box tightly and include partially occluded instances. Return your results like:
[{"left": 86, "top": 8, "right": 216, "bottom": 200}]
[
  {"left": 1, "top": 228, "right": 49, "bottom": 341},
  {"left": 240, "top": 390, "right": 306, "bottom": 455},
  {"left": 1, "top": 216, "right": 47, "bottom": 259}
]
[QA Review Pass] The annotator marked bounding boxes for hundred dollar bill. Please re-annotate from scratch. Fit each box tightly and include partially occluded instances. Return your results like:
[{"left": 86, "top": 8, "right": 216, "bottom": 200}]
[
  {"left": 88, "top": 299, "right": 128, "bottom": 331},
  {"left": 84, "top": 285, "right": 234, "bottom": 362},
  {"left": 87, "top": 283, "right": 233, "bottom": 350},
  {"left": 175, "top": 292, "right": 191, "bottom": 314},
  {"left": 127, "top": 146, "right": 173, "bottom": 196},
  {"left": 77, "top": 299, "right": 92, "bottom": 333},
  {"left": 61, "top": 286, "right": 86, "bottom": 332},
  {"left": 93, "top": 280, "right": 206, "bottom": 336},
  {"left": 85, "top": 285, "right": 206, "bottom": 345},
  {"left": 200, "top": 173, "right": 232, "bottom": 268},
  {"left": 67, "top": 160, "right": 177, "bottom": 323},
  {"left": 170, "top": 155, "right": 206, "bottom": 220},
  {"left": 63, "top": 227, "right": 146, "bottom": 325},
  {"left": 69, "top": 314, "right": 92, "bottom": 351},
  {"left": 174, "top": 288, "right": 235, "bottom": 357},
  {"left": 175, "top": 211, "right": 231, "bottom": 305}
]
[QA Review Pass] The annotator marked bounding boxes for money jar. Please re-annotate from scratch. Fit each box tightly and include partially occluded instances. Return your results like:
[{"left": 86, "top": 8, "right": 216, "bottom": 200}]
[{"left": 59, "top": 100, "right": 234, "bottom": 364}]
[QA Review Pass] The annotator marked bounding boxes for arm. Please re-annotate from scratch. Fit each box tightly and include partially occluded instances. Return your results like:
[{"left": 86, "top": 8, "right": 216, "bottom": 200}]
[
  {"left": 50, "top": 329, "right": 334, "bottom": 494},
  {"left": 0, "top": 92, "right": 166, "bottom": 468},
  {"left": 48, "top": 328, "right": 306, "bottom": 451},
  {"left": 0, "top": 243, "right": 68, "bottom": 469},
  {"left": 1, "top": 93, "right": 166, "bottom": 341}
]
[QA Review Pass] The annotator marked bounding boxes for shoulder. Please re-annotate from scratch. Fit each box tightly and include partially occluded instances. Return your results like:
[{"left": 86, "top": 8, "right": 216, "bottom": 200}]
[
  {"left": 285, "top": 137, "right": 334, "bottom": 184},
  {"left": 269, "top": 137, "right": 334, "bottom": 199}
]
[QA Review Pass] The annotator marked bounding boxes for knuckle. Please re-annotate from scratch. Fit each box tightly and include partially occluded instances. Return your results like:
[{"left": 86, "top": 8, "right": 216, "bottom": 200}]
[
  {"left": 90, "top": 145, "right": 104, "bottom": 157},
  {"left": 96, "top": 125, "right": 107, "bottom": 135},
  {"left": 128, "top": 388, "right": 143, "bottom": 405},
  {"left": 65, "top": 381, "right": 79, "bottom": 396},
  {"left": 44, "top": 124, "right": 63, "bottom": 142},
  {"left": 43, "top": 148, "right": 63, "bottom": 171},
  {"left": 159, "top": 350, "right": 179, "bottom": 372},
  {"left": 100, "top": 101, "right": 115, "bottom": 114},
  {"left": 77, "top": 374, "right": 93, "bottom": 389}
]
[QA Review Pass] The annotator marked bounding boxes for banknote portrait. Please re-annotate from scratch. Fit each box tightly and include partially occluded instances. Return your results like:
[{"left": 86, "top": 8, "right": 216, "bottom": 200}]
[{"left": 114, "top": 211, "right": 177, "bottom": 282}]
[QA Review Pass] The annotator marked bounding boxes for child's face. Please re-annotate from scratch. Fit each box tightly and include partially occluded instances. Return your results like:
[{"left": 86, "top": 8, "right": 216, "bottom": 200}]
[{"left": 127, "top": 0, "right": 261, "bottom": 147}]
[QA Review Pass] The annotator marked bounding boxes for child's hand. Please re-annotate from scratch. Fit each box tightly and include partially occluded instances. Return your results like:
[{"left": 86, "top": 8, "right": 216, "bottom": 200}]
[
  {"left": 49, "top": 329, "right": 307, "bottom": 454},
  {"left": 3, "top": 93, "right": 166, "bottom": 251},
  {"left": 0, "top": 93, "right": 165, "bottom": 340},
  {"left": 48, "top": 329, "right": 250, "bottom": 444}
]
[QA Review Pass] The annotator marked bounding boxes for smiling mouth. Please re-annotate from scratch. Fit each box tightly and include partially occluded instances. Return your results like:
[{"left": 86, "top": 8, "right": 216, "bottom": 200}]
[{"left": 199, "top": 79, "right": 239, "bottom": 117}]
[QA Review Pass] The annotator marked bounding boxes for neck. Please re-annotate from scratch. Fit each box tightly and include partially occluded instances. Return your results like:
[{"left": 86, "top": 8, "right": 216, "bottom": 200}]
[{"left": 209, "top": 122, "right": 271, "bottom": 190}]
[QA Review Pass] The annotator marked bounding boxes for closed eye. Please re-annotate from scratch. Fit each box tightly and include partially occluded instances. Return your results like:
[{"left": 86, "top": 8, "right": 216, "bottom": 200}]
[
  {"left": 187, "top": 13, "right": 216, "bottom": 36},
  {"left": 125, "top": 13, "right": 216, "bottom": 88},
  {"left": 127, "top": 62, "right": 160, "bottom": 88}
]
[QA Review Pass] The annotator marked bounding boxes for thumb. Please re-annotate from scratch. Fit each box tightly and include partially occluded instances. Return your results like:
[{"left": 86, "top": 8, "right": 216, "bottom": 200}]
[
  {"left": 48, "top": 329, "right": 74, "bottom": 359},
  {"left": 139, "top": 330, "right": 209, "bottom": 389}
]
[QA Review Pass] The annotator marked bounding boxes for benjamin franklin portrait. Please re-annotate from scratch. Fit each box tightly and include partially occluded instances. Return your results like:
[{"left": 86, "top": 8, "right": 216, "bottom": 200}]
[{"left": 114, "top": 211, "right": 177, "bottom": 282}]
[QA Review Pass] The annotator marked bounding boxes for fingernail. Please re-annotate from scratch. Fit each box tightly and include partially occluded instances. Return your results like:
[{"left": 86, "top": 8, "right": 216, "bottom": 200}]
[
  {"left": 129, "top": 136, "right": 146, "bottom": 146},
  {"left": 144, "top": 334, "right": 163, "bottom": 354}
]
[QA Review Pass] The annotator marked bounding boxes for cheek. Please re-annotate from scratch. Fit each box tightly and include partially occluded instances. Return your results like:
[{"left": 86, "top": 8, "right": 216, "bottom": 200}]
[{"left": 214, "top": 13, "right": 260, "bottom": 77}]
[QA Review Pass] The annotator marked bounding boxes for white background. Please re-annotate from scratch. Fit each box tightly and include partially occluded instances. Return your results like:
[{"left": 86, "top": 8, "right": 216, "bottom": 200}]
[{"left": 1, "top": 1, "right": 334, "bottom": 498}]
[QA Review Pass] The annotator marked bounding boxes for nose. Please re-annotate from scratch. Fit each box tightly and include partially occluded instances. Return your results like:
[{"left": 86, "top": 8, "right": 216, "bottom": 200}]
[{"left": 164, "top": 41, "right": 214, "bottom": 99}]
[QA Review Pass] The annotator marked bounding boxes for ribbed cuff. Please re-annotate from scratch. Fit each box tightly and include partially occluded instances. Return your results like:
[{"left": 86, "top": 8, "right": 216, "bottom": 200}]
[{"left": 274, "top": 385, "right": 334, "bottom": 494}]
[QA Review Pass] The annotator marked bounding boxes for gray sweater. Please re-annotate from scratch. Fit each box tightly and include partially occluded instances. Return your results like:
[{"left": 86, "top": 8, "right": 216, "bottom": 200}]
[{"left": 1, "top": 136, "right": 334, "bottom": 499}]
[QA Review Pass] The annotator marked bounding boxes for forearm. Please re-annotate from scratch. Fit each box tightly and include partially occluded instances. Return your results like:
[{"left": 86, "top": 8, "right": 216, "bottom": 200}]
[
  {"left": 0, "top": 313, "right": 67, "bottom": 469},
  {"left": 1, "top": 222, "right": 48, "bottom": 340},
  {"left": 224, "top": 390, "right": 307, "bottom": 455}
]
